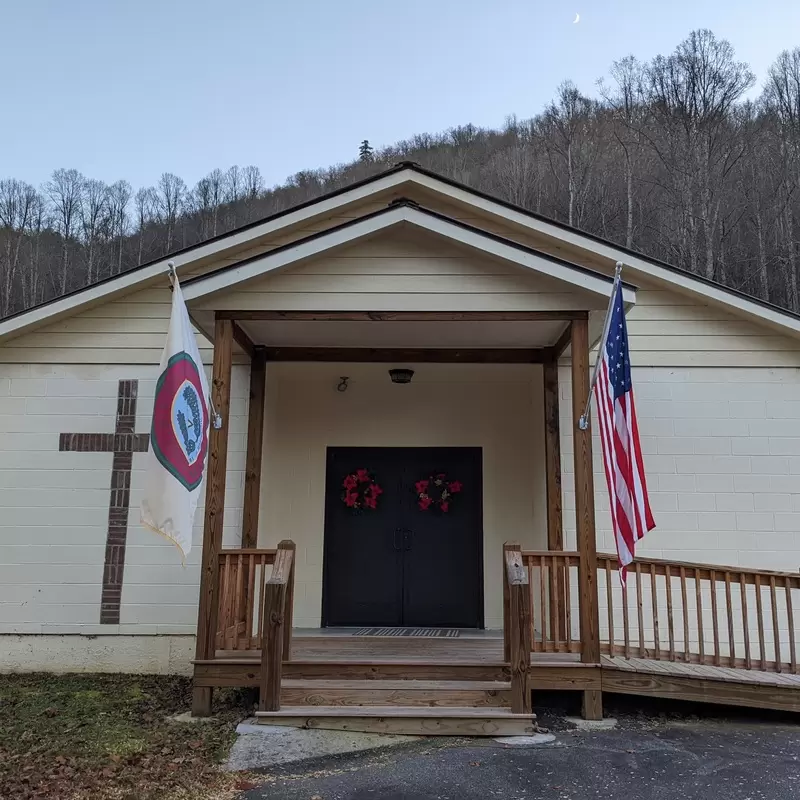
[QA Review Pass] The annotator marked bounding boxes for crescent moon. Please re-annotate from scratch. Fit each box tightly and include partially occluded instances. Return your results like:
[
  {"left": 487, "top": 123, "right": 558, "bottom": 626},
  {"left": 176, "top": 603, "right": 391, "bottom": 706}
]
[{"left": 573, "top": 12, "right": 580, "bottom": 23}]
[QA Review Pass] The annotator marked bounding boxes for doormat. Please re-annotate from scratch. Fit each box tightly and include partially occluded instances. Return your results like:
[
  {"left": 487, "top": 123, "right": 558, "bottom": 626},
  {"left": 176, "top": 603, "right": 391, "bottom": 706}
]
[{"left": 352, "top": 627, "right": 461, "bottom": 638}]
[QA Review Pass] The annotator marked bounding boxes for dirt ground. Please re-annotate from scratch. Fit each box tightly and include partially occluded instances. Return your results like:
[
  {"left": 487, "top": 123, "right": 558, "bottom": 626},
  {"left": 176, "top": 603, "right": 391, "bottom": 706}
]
[
  {"left": 0, "top": 673, "right": 255, "bottom": 800},
  {"left": 2, "top": 676, "right": 798, "bottom": 800}
]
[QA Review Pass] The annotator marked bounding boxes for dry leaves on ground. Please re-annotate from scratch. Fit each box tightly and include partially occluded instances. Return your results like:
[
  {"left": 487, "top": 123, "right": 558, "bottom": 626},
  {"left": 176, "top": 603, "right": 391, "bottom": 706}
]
[{"left": 0, "top": 673, "right": 255, "bottom": 800}]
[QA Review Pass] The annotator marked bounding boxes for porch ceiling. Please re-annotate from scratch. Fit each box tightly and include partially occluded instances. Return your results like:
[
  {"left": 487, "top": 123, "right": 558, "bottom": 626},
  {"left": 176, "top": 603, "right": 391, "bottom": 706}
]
[{"left": 232, "top": 319, "right": 568, "bottom": 349}]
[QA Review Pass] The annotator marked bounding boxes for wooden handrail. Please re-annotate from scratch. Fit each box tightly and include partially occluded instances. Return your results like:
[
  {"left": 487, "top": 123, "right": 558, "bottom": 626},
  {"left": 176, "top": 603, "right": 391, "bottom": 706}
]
[
  {"left": 597, "top": 553, "right": 799, "bottom": 674},
  {"left": 522, "top": 550, "right": 580, "bottom": 559},
  {"left": 505, "top": 547, "right": 532, "bottom": 714},
  {"left": 598, "top": 552, "right": 800, "bottom": 588},
  {"left": 259, "top": 541, "right": 296, "bottom": 712}
]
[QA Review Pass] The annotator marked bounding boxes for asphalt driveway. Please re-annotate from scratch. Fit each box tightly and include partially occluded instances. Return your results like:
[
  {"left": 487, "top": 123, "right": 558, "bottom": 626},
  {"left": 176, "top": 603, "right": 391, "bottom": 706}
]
[{"left": 242, "top": 706, "right": 800, "bottom": 800}]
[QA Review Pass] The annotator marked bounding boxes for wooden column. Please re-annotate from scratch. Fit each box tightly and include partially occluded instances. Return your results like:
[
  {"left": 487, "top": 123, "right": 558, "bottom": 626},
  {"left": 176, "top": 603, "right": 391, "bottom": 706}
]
[
  {"left": 570, "top": 317, "right": 602, "bottom": 720},
  {"left": 192, "top": 317, "right": 234, "bottom": 717},
  {"left": 543, "top": 356, "right": 566, "bottom": 640},
  {"left": 544, "top": 358, "right": 564, "bottom": 550},
  {"left": 242, "top": 348, "right": 266, "bottom": 548}
]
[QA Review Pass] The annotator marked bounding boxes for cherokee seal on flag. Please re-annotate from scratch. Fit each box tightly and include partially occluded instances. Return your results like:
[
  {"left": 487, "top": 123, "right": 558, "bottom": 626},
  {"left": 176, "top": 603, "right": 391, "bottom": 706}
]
[
  {"left": 140, "top": 271, "right": 211, "bottom": 560},
  {"left": 151, "top": 352, "right": 209, "bottom": 491}
]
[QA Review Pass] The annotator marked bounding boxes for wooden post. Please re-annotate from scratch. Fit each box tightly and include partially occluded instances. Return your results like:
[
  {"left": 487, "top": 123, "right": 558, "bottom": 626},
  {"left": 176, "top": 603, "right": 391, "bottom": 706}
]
[
  {"left": 278, "top": 539, "right": 296, "bottom": 661},
  {"left": 192, "top": 317, "right": 234, "bottom": 717},
  {"left": 506, "top": 548, "right": 532, "bottom": 714},
  {"left": 259, "top": 544, "right": 295, "bottom": 712},
  {"left": 571, "top": 317, "right": 603, "bottom": 720},
  {"left": 544, "top": 359, "right": 564, "bottom": 552},
  {"left": 503, "top": 541, "right": 521, "bottom": 662},
  {"left": 543, "top": 357, "right": 566, "bottom": 641},
  {"left": 242, "top": 348, "right": 266, "bottom": 548}
]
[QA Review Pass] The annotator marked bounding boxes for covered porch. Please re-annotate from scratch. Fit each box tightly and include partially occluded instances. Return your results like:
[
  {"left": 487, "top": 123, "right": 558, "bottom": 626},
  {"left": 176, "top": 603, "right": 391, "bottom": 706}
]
[
  {"left": 185, "top": 306, "right": 608, "bottom": 724},
  {"left": 186, "top": 308, "right": 800, "bottom": 729},
  {"left": 178, "top": 194, "right": 800, "bottom": 728}
]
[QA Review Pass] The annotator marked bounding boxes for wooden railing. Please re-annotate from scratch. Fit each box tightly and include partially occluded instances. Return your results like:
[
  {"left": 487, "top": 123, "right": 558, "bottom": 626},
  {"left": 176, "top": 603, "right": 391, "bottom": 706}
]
[
  {"left": 259, "top": 540, "right": 296, "bottom": 712},
  {"left": 516, "top": 548, "right": 799, "bottom": 676},
  {"left": 214, "top": 542, "right": 297, "bottom": 710},
  {"left": 215, "top": 548, "right": 277, "bottom": 650},
  {"left": 522, "top": 551, "right": 582, "bottom": 654},
  {"left": 596, "top": 554, "right": 799, "bottom": 674},
  {"left": 502, "top": 543, "right": 532, "bottom": 713}
]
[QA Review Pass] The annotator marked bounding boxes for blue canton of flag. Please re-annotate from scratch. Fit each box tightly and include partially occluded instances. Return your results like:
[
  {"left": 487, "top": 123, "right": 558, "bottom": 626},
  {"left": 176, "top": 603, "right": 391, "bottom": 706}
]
[{"left": 593, "top": 282, "right": 655, "bottom": 583}]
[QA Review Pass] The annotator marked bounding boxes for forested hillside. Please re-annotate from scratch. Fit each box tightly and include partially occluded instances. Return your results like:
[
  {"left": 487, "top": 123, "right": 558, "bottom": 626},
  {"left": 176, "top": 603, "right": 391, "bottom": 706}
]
[{"left": 2, "top": 29, "right": 800, "bottom": 319}]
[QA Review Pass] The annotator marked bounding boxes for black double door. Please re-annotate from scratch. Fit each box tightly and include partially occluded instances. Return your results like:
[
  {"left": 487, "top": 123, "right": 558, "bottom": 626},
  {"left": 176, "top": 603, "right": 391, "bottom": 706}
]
[{"left": 322, "top": 447, "right": 483, "bottom": 629}]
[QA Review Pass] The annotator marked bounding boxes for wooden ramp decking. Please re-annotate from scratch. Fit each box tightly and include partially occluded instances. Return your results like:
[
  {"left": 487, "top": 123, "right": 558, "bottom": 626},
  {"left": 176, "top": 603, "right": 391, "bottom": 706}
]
[{"left": 600, "top": 654, "right": 800, "bottom": 712}]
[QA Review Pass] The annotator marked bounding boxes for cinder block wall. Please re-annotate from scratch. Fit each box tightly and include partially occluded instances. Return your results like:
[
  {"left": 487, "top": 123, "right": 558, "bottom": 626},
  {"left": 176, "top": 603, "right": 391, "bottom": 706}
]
[{"left": 0, "top": 362, "right": 248, "bottom": 656}]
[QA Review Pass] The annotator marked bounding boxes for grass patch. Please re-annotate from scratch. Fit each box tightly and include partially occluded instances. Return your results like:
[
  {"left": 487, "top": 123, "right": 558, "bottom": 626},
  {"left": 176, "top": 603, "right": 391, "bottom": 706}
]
[{"left": 0, "top": 673, "right": 254, "bottom": 799}]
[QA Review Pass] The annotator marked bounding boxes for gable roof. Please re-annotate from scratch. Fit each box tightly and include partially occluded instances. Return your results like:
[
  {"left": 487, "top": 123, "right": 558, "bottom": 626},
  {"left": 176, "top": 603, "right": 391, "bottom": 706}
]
[
  {"left": 180, "top": 200, "right": 637, "bottom": 306},
  {"left": 1, "top": 161, "right": 799, "bottom": 342}
]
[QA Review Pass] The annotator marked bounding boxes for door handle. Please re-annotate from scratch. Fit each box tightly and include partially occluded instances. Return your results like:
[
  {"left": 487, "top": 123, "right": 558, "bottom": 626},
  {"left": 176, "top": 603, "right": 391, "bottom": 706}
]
[
  {"left": 403, "top": 529, "right": 412, "bottom": 551},
  {"left": 393, "top": 528, "right": 403, "bottom": 551}
]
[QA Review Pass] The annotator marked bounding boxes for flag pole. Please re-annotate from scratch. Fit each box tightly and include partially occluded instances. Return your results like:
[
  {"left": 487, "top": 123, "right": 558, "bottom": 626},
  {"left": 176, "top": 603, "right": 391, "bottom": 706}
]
[{"left": 578, "top": 261, "right": 623, "bottom": 431}]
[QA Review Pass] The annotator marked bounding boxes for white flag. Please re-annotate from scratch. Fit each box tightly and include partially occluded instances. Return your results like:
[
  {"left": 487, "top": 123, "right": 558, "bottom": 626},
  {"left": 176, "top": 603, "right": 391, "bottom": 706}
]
[{"left": 140, "top": 275, "right": 211, "bottom": 560}]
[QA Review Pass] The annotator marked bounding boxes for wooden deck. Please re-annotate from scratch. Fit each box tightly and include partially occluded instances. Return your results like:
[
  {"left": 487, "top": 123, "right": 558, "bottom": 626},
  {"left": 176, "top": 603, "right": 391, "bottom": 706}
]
[
  {"left": 196, "top": 632, "right": 800, "bottom": 713},
  {"left": 202, "top": 545, "right": 799, "bottom": 722},
  {"left": 241, "top": 633, "right": 505, "bottom": 662}
]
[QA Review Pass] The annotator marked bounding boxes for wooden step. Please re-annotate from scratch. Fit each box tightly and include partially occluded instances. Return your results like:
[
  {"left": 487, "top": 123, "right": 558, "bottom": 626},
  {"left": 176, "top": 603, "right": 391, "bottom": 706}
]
[
  {"left": 255, "top": 705, "right": 537, "bottom": 736},
  {"left": 280, "top": 679, "right": 511, "bottom": 708},
  {"left": 284, "top": 661, "right": 511, "bottom": 682},
  {"left": 194, "top": 660, "right": 510, "bottom": 687}
]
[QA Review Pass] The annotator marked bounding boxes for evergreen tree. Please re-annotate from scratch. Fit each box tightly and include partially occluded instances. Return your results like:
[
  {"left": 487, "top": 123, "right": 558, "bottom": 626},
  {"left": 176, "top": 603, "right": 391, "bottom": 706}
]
[{"left": 359, "top": 140, "right": 374, "bottom": 163}]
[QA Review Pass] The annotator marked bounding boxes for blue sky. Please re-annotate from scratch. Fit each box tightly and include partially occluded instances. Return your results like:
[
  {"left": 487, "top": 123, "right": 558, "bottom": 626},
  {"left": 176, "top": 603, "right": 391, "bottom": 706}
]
[{"left": 2, "top": 0, "right": 798, "bottom": 191}]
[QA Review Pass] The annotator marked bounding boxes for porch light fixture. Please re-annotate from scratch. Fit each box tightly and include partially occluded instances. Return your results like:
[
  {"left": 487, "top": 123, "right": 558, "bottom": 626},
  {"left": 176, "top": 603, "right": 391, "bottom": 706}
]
[{"left": 389, "top": 368, "right": 414, "bottom": 384}]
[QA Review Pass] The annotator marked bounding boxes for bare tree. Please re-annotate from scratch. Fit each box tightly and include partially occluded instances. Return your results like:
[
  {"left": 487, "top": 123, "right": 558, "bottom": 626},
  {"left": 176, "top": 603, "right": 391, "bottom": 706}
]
[
  {"left": 134, "top": 186, "right": 157, "bottom": 265},
  {"left": 79, "top": 178, "right": 109, "bottom": 284},
  {"left": 542, "top": 82, "right": 599, "bottom": 227},
  {"left": 241, "top": 165, "right": 264, "bottom": 221},
  {"left": 155, "top": 172, "right": 186, "bottom": 252},
  {"left": 107, "top": 180, "right": 132, "bottom": 275},
  {"left": 600, "top": 56, "right": 648, "bottom": 248},
  {"left": 763, "top": 48, "right": 800, "bottom": 308},
  {"left": 0, "top": 179, "right": 37, "bottom": 315},
  {"left": 484, "top": 141, "right": 541, "bottom": 209},
  {"left": 4, "top": 29, "right": 800, "bottom": 320},
  {"left": 45, "top": 168, "right": 83, "bottom": 294},
  {"left": 646, "top": 30, "right": 755, "bottom": 279},
  {"left": 224, "top": 165, "right": 242, "bottom": 228}
]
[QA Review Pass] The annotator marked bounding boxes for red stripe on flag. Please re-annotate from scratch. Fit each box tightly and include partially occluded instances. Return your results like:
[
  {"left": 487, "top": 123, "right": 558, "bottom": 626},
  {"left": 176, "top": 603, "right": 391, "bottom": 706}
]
[{"left": 592, "top": 347, "right": 653, "bottom": 585}]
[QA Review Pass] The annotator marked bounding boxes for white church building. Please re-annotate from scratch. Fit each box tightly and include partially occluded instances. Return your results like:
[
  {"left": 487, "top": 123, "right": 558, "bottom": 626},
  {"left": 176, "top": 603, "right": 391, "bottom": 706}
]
[{"left": 0, "top": 163, "right": 798, "bottom": 723}]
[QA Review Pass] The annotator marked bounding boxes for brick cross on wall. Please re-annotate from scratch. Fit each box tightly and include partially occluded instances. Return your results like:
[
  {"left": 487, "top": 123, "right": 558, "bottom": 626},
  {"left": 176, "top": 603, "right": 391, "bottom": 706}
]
[{"left": 59, "top": 380, "right": 150, "bottom": 624}]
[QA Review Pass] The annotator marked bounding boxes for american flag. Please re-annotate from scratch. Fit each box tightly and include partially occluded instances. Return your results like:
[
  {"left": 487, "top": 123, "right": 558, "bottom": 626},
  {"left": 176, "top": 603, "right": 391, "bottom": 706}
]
[{"left": 593, "top": 282, "right": 655, "bottom": 583}]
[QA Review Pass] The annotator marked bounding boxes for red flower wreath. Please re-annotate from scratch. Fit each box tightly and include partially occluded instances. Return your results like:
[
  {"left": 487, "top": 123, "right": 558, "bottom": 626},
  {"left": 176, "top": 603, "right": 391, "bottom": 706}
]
[
  {"left": 341, "top": 468, "right": 383, "bottom": 511},
  {"left": 415, "top": 473, "right": 462, "bottom": 512}
]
